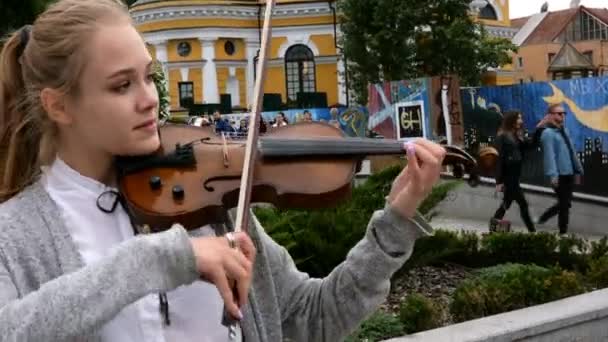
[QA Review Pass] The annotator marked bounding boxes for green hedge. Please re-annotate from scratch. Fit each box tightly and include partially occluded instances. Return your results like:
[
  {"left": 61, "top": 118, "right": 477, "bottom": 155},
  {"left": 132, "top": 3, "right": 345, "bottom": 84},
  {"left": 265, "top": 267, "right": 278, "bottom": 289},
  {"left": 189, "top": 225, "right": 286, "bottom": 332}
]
[
  {"left": 402, "top": 230, "right": 596, "bottom": 273},
  {"left": 450, "top": 263, "right": 585, "bottom": 323},
  {"left": 254, "top": 164, "right": 461, "bottom": 277}
]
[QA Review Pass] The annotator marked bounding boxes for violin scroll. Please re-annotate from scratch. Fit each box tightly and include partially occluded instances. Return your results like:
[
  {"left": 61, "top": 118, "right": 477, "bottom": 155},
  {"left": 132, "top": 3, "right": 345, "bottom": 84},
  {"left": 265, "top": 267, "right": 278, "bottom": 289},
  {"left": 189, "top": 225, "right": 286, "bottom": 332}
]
[{"left": 441, "top": 145, "right": 481, "bottom": 187}]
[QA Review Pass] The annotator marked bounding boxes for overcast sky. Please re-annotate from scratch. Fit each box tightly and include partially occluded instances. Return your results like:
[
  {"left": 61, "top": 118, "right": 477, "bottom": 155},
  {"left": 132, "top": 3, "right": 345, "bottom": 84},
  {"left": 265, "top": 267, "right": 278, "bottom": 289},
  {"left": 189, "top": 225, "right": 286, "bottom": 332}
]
[{"left": 510, "top": 0, "right": 607, "bottom": 19}]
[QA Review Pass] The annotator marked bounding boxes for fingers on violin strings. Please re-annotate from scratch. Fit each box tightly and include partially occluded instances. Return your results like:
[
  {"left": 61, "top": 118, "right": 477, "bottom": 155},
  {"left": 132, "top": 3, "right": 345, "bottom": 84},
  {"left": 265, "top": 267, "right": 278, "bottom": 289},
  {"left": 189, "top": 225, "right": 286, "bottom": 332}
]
[
  {"left": 414, "top": 138, "right": 447, "bottom": 160},
  {"left": 411, "top": 142, "right": 440, "bottom": 170},
  {"left": 406, "top": 142, "right": 420, "bottom": 178}
]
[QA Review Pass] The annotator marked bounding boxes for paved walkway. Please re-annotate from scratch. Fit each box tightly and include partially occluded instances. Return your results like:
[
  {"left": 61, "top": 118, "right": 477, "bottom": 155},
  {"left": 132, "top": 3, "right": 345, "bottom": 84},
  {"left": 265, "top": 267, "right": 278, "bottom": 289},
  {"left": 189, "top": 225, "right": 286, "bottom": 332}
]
[{"left": 428, "top": 215, "right": 608, "bottom": 242}]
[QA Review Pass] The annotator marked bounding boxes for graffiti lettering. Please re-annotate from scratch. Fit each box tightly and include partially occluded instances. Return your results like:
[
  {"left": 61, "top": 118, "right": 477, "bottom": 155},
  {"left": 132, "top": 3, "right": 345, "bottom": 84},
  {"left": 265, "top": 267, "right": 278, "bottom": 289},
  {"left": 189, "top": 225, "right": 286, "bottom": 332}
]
[
  {"left": 570, "top": 79, "right": 608, "bottom": 95},
  {"left": 570, "top": 79, "right": 591, "bottom": 96},
  {"left": 598, "top": 78, "right": 608, "bottom": 94}
]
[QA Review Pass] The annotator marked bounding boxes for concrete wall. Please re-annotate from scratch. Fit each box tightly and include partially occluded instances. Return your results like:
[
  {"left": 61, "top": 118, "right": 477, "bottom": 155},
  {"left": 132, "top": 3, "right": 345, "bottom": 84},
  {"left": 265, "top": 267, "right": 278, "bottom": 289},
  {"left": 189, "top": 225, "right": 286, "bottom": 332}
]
[
  {"left": 434, "top": 179, "right": 608, "bottom": 237},
  {"left": 384, "top": 288, "right": 608, "bottom": 342}
]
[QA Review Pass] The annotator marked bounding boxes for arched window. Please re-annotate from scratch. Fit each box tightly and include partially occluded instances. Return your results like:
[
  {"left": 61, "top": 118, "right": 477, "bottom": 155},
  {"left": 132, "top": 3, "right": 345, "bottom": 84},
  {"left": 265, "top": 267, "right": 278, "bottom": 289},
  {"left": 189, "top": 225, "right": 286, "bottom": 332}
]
[
  {"left": 479, "top": 4, "right": 498, "bottom": 20},
  {"left": 284, "top": 44, "right": 316, "bottom": 101}
]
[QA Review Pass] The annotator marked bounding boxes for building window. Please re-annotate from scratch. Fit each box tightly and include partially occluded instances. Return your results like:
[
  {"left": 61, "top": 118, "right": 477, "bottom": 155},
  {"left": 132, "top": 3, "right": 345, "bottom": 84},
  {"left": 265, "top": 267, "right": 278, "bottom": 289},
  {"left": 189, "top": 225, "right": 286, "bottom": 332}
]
[
  {"left": 284, "top": 44, "right": 316, "bottom": 102},
  {"left": 561, "top": 10, "right": 608, "bottom": 41},
  {"left": 517, "top": 57, "right": 523, "bottom": 68},
  {"left": 548, "top": 53, "right": 556, "bottom": 62},
  {"left": 584, "top": 50, "right": 593, "bottom": 63},
  {"left": 177, "top": 41, "right": 191, "bottom": 57},
  {"left": 478, "top": 4, "right": 498, "bottom": 20},
  {"left": 178, "top": 82, "right": 194, "bottom": 107},
  {"left": 224, "top": 40, "right": 235, "bottom": 56}
]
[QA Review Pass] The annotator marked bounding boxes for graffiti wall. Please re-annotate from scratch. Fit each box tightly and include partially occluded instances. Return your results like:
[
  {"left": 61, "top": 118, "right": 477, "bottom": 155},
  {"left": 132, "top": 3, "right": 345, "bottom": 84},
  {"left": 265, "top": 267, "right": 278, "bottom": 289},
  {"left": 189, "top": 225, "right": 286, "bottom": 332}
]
[
  {"left": 461, "top": 76, "right": 608, "bottom": 198},
  {"left": 367, "top": 76, "right": 464, "bottom": 144}
]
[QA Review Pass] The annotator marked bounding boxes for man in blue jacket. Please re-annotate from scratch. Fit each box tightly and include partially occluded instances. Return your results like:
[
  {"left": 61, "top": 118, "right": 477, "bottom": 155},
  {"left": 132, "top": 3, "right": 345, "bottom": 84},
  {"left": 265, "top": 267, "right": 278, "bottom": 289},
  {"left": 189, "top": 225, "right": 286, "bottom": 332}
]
[{"left": 537, "top": 103, "right": 583, "bottom": 234}]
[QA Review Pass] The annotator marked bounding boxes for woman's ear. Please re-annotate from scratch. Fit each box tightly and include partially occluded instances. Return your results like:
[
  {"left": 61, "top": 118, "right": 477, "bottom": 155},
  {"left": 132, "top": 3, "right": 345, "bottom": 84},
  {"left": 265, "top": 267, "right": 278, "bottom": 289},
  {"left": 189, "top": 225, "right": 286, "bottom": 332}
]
[{"left": 40, "top": 88, "right": 72, "bottom": 125}]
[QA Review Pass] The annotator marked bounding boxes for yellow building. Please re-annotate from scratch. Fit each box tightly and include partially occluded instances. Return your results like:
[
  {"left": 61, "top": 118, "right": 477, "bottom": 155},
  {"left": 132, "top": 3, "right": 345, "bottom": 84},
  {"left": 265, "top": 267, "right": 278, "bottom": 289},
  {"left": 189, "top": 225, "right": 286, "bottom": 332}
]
[
  {"left": 130, "top": 0, "right": 514, "bottom": 111},
  {"left": 471, "top": 0, "right": 520, "bottom": 86},
  {"left": 130, "top": 0, "right": 344, "bottom": 112}
]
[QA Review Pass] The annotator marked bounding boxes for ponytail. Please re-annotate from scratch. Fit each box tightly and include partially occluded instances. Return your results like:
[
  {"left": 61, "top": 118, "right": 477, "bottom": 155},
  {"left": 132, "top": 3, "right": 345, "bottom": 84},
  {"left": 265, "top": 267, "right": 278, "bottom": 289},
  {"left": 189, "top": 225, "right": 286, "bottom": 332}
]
[
  {"left": 0, "top": 0, "right": 129, "bottom": 203},
  {"left": 0, "top": 27, "right": 42, "bottom": 203}
]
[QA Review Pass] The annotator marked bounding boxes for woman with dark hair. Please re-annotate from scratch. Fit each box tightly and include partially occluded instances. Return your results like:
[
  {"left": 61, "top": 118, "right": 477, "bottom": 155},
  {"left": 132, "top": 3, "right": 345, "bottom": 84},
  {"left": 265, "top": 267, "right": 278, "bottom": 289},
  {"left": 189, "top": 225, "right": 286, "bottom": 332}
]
[{"left": 490, "top": 111, "right": 536, "bottom": 232}]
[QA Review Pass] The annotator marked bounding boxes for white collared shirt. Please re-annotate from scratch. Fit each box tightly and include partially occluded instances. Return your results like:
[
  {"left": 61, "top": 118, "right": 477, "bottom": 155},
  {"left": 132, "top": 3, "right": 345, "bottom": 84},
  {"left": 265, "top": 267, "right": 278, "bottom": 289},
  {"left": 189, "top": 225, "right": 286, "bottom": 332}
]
[{"left": 41, "top": 157, "right": 241, "bottom": 342}]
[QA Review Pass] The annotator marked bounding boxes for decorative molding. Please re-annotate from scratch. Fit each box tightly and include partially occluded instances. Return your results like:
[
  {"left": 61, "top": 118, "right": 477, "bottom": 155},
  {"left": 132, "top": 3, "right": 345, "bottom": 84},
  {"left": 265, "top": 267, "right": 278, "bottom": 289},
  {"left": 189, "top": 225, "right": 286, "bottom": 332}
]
[
  {"left": 215, "top": 60, "right": 248, "bottom": 67},
  {"left": 131, "top": 3, "right": 333, "bottom": 25},
  {"left": 166, "top": 60, "right": 206, "bottom": 69},
  {"left": 140, "top": 25, "right": 335, "bottom": 46},
  {"left": 485, "top": 25, "right": 519, "bottom": 39},
  {"left": 277, "top": 34, "right": 320, "bottom": 57}
]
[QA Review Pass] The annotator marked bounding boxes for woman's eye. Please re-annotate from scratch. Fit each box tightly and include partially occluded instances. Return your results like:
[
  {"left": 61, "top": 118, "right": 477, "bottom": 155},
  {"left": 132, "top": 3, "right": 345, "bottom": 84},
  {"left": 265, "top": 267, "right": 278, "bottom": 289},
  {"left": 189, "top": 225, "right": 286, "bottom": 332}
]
[
  {"left": 113, "top": 81, "right": 130, "bottom": 93},
  {"left": 146, "top": 73, "right": 155, "bottom": 82}
]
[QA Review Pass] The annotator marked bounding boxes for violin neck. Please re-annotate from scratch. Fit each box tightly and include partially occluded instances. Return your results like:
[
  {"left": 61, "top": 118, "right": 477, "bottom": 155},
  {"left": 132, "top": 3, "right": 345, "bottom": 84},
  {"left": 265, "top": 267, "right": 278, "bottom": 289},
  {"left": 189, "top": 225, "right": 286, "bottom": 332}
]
[{"left": 258, "top": 137, "right": 405, "bottom": 158}]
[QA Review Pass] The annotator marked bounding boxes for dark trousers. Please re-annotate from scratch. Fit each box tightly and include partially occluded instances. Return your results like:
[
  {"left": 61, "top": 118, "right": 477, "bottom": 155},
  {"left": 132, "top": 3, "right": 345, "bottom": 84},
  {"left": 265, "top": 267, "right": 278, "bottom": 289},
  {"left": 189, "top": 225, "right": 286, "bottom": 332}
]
[
  {"left": 493, "top": 184, "right": 535, "bottom": 232},
  {"left": 539, "top": 175, "right": 574, "bottom": 234}
]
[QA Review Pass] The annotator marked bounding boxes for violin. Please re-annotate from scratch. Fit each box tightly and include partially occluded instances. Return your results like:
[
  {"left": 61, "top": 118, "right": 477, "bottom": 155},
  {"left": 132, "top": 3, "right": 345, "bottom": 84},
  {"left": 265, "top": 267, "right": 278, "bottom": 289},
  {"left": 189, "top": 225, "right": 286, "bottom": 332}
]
[{"left": 116, "top": 121, "right": 480, "bottom": 233}]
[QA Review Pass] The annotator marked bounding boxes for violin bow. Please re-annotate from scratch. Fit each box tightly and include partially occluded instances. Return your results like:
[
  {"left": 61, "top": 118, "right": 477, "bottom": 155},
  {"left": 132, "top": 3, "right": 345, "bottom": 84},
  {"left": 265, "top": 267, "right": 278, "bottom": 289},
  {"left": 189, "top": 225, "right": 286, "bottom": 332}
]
[
  {"left": 221, "top": 0, "right": 275, "bottom": 335},
  {"left": 234, "top": 0, "right": 276, "bottom": 233}
]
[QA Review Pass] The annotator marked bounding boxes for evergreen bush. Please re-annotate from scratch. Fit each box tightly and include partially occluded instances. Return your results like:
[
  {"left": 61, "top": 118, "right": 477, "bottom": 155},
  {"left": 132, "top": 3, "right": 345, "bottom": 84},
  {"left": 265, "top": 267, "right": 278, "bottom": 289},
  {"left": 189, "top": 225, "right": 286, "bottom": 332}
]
[
  {"left": 399, "top": 293, "right": 441, "bottom": 334},
  {"left": 450, "top": 263, "right": 585, "bottom": 322}
]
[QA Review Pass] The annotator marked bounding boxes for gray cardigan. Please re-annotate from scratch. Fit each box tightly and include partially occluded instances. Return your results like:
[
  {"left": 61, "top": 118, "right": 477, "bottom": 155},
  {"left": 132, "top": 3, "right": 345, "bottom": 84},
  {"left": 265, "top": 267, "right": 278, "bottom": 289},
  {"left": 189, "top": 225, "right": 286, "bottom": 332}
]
[{"left": 0, "top": 180, "right": 432, "bottom": 341}]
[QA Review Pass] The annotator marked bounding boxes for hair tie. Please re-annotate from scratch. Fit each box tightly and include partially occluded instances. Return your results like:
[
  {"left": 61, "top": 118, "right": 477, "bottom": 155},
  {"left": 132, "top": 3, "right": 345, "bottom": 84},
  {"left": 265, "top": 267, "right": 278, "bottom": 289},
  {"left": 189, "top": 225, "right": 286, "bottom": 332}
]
[{"left": 17, "top": 25, "right": 32, "bottom": 58}]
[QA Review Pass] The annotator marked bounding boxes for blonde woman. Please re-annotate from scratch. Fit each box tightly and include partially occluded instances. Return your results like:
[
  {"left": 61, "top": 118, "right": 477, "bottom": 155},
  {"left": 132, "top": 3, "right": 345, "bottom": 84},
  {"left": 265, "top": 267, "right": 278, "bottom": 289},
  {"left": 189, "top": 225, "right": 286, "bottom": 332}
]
[{"left": 0, "top": 1, "right": 445, "bottom": 340}]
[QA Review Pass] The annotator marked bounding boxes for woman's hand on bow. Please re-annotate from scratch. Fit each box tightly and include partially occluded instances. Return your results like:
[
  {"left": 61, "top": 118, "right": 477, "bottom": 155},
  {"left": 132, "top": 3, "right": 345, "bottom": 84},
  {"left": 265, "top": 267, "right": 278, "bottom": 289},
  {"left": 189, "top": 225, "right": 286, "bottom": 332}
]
[
  {"left": 189, "top": 232, "right": 256, "bottom": 320},
  {"left": 387, "top": 139, "right": 446, "bottom": 219}
]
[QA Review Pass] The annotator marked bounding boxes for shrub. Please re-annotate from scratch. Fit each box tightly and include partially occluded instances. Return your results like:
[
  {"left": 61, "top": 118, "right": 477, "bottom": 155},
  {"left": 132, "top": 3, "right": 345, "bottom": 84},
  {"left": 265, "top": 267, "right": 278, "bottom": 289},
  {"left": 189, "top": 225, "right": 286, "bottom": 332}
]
[
  {"left": 399, "top": 293, "right": 441, "bottom": 334},
  {"left": 255, "top": 164, "right": 461, "bottom": 277},
  {"left": 587, "top": 256, "right": 608, "bottom": 289},
  {"left": 400, "top": 230, "right": 479, "bottom": 272},
  {"left": 450, "top": 263, "right": 586, "bottom": 322},
  {"left": 345, "top": 311, "right": 405, "bottom": 342}
]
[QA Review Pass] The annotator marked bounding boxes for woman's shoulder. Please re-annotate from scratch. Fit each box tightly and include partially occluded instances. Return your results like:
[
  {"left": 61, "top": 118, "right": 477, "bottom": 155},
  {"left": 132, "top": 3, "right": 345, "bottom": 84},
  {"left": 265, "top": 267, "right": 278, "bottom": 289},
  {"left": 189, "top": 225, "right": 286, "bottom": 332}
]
[{"left": 0, "top": 180, "right": 52, "bottom": 239}]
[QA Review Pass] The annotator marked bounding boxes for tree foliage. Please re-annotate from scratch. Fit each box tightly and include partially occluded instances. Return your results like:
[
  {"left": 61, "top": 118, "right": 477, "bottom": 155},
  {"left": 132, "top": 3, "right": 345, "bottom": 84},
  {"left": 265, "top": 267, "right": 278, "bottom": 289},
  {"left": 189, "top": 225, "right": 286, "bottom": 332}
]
[
  {"left": 338, "top": 0, "right": 518, "bottom": 104},
  {"left": 0, "top": 0, "right": 51, "bottom": 37},
  {"left": 1, "top": 0, "right": 139, "bottom": 37}
]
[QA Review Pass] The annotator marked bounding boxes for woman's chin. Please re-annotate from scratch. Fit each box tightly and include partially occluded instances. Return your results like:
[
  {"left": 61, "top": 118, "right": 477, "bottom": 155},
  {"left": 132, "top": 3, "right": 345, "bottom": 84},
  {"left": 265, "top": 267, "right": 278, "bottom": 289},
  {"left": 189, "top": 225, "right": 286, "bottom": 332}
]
[{"left": 121, "top": 136, "right": 161, "bottom": 156}]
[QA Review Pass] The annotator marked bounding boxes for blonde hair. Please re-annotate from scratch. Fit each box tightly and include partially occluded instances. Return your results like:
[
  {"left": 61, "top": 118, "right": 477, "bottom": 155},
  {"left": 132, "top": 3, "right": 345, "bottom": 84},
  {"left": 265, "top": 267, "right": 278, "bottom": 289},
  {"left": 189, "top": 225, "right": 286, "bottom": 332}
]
[{"left": 0, "top": 0, "right": 130, "bottom": 202}]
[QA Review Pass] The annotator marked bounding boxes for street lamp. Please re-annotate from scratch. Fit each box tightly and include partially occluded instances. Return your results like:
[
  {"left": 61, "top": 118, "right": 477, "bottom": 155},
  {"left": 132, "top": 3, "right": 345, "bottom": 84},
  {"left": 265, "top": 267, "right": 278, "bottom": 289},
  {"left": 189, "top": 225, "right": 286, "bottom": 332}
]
[{"left": 469, "top": 0, "right": 487, "bottom": 14}]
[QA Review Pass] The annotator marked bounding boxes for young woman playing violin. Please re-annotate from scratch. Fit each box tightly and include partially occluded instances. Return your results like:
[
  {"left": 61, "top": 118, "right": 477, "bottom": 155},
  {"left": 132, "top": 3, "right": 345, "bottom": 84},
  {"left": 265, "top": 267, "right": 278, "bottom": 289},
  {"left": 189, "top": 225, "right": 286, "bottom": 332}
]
[{"left": 0, "top": 0, "right": 446, "bottom": 341}]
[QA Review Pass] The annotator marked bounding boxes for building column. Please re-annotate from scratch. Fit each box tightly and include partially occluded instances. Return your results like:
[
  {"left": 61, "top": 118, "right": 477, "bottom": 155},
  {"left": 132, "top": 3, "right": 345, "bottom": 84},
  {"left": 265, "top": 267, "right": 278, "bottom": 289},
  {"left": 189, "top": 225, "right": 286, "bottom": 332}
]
[
  {"left": 245, "top": 39, "right": 260, "bottom": 108},
  {"left": 200, "top": 38, "right": 219, "bottom": 104},
  {"left": 337, "top": 56, "right": 347, "bottom": 106},
  {"left": 152, "top": 40, "right": 170, "bottom": 101}
]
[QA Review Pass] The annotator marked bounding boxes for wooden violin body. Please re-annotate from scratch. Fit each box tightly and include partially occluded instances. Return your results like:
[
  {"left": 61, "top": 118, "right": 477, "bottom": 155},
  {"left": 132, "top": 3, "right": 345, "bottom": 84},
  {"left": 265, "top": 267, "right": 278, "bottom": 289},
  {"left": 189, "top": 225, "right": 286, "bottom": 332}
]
[{"left": 117, "top": 122, "right": 479, "bottom": 232}]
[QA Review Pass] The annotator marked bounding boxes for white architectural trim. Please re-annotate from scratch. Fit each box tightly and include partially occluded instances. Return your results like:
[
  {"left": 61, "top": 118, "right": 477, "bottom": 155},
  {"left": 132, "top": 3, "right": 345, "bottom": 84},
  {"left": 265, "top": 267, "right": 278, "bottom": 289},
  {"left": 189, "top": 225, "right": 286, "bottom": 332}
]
[
  {"left": 277, "top": 34, "right": 320, "bottom": 57},
  {"left": 140, "top": 25, "right": 335, "bottom": 44},
  {"left": 485, "top": 0, "right": 504, "bottom": 22},
  {"left": 200, "top": 38, "right": 219, "bottom": 103},
  {"left": 179, "top": 67, "right": 189, "bottom": 82},
  {"left": 511, "top": 12, "right": 548, "bottom": 46},
  {"left": 166, "top": 60, "right": 206, "bottom": 69},
  {"left": 215, "top": 60, "right": 248, "bottom": 67},
  {"left": 131, "top": 3, "right": 334, "bottom": 24}
]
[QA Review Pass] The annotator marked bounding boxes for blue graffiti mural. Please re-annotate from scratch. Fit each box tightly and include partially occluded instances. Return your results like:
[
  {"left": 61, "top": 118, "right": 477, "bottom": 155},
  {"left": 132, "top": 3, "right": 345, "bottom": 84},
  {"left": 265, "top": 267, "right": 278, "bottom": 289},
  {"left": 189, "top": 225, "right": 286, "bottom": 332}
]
[
  {"left": 462, "top": 76, "right": 608, "bottom": 152},
  {"left": 461, "top": 76, "right": 608, "bottom": 198}
]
